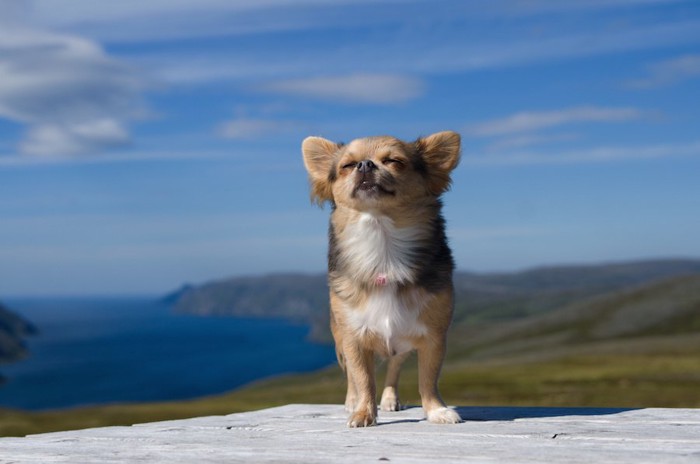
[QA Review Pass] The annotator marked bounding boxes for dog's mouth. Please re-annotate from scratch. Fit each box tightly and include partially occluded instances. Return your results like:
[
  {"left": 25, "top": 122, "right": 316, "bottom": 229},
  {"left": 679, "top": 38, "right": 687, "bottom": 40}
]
[{"left": 353, "top": 178, "right": 395, "bottom": 198}]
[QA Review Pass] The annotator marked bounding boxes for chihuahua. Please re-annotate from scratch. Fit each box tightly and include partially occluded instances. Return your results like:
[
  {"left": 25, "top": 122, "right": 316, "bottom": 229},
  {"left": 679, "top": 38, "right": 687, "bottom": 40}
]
[{"left": 302, "top": 131, "right": 462, "bottom": 427}]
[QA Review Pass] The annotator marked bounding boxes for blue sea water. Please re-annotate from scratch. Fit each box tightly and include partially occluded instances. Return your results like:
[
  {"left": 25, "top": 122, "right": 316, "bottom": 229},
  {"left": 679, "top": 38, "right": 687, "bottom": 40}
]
[{"left": 0, "top": 298, "right": 336, "bottom": 411}]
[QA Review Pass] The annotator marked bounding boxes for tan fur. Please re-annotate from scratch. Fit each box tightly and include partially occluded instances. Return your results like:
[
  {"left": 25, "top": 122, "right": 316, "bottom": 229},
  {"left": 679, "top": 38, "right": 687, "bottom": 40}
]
[{"left": 302, "top": 131, "right": 462, "bottom": 427}]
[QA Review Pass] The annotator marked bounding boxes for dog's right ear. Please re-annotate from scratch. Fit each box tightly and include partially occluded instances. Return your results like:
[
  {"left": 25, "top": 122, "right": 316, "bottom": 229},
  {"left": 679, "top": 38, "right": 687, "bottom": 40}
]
[
  {"left": 415, "top": 131, "right": 461, "bottom": 195},
  {"left": 302, "top": 136, "right": 340, "bottom": 205}
]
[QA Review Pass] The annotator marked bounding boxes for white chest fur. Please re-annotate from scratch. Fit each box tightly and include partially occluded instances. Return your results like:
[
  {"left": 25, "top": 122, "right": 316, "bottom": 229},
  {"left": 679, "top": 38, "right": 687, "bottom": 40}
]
[
  {"left": 339, "top": 213, "right": 426, "bottom": 284},
  {"left": 339, "top": 213, "right": 429, "bottom": 353},
  {"left": 347, "top": 287, "right": 428, "bottom": 354}
]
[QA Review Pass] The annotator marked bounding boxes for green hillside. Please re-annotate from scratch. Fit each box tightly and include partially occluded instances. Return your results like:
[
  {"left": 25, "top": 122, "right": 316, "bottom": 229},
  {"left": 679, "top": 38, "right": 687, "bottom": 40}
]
[
  {"left": 172, "top": 259, "right": 700, "bottom": 342},
  {"left": 452, "top": 258, "right": 700, "bottom": 323},
  {"left": 449, "top": 273, "right": 700, "bottom": 360}
]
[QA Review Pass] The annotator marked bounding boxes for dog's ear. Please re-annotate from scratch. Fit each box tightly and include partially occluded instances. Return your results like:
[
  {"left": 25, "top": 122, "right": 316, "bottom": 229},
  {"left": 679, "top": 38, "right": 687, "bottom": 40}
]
[
  {"left": 415, "top": 131, "right": 461, "bottom": 195},
  {"left": 302, "top": 136, "right": 340, "bottom": 205}
]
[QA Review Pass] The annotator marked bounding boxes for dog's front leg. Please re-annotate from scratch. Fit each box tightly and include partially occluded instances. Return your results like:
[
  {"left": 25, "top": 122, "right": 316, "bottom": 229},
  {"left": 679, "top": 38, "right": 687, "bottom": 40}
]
[
  {"left": 417, "top": 337, "right": 462, "bottom": 424},
  {"left": 380, "top": 351, "right": 409, "bottom": 411},
  {"left": 342, "top": 339, "right": 377, "bottom": 427},
  {"left": 344, "top": 365, "right": 358, "bottom": 412}
]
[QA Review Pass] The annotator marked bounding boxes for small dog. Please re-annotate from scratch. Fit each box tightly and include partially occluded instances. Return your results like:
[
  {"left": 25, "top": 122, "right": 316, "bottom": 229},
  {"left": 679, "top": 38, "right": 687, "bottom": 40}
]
[{"left": 302, "top": 131, "right": 462, "bottom": 427}]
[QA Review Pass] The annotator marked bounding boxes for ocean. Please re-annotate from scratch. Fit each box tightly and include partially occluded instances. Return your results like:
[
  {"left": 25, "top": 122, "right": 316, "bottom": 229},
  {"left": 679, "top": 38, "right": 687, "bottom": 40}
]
[{"left": 0, "top": 297, "right": 336, "bottom": 411}]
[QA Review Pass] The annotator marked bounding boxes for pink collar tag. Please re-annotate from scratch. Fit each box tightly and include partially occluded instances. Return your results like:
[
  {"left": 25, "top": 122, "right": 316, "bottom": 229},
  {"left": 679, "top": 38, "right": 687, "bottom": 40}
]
[{"left": 375, "top": 273, "right": 388, "bottom": 286}]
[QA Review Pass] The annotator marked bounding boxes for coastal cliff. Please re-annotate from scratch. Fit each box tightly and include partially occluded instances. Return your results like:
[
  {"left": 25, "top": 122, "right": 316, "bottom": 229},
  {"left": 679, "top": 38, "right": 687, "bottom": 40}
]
[{"left": 0, "top": 301, "right": 37, "bottom": 369}]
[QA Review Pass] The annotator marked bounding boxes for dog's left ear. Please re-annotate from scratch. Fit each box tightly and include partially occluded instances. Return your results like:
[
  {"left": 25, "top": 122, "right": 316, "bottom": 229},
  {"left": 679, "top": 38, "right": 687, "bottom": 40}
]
[
  {"left": 415, "top": 131, "right": 461, "bottom": 195},
  {"left": 302, "top": 136, "right": 340, "bottom": 205}
]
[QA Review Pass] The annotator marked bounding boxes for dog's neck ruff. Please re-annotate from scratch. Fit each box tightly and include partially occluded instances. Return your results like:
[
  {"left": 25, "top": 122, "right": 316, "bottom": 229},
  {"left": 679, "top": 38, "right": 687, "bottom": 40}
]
[{"left": 340, "top": 212, "right": 425, "bottom": 286}]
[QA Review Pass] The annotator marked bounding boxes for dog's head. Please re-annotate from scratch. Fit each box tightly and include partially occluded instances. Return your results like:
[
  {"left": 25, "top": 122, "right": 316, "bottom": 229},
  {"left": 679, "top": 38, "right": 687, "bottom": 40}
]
[{"left": 301, "top": 131, "right": 460, "bottom": 211}]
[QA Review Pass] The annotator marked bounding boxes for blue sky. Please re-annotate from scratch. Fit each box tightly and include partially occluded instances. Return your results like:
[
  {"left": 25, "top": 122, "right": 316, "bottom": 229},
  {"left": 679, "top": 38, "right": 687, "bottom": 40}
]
[{"left": 1, "top": 0, "right": 699, "bottom": 296}]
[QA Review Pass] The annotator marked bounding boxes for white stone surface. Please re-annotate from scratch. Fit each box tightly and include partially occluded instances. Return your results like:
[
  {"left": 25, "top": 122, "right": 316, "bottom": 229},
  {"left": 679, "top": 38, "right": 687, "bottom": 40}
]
[{"left": 1, "top": 404, "right": 699, "bottom": 463}]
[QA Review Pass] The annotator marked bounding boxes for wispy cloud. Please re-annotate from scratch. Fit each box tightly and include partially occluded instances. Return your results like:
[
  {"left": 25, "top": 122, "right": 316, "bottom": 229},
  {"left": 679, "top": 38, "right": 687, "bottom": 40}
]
[
  {"left": 217, "top": 117, "right": 300, "bottom": 139},
  {"left": 129, "top": 16, "right": 700, "bottom": 90},
  {"left": 12, "top": 140, "right": 694, "bottom": 168},
  {"left": 465, "top": 141, "right": 700, "bottom": 166},
  {"left": 257, "top": 74, "right": 425, "bottom": 104},
  {"left": 0, "top": 18, "right": 146, "bottom": 156},
  {"left": 628, "top": 54, "right": 700, "bottom": 88},
  {"left": 30, "top": 0, "right": 686, "bottom": 43},
  {"left": 20, "top": 120, "right": 131, "bottom": 156},
  {"left": 0, "top": 208, "right": 328, "bottom": 293},
  {"left": 466, "top": 106, "right": 646, "bottom": 137},
  {"left": 32, "top": 0, "right": 378, "bottom": 28},
  {"left": 448, "top": 226, "right": 552, "bottom": 241},
  {"left": 483, "top": 133, "right": 580, "bottom": 152},
  {"left": 0, "top": 210, "right": 323, "bottom": 244},
  {"left": 0, "top": 147, "right": 304, "bottom": 168}
]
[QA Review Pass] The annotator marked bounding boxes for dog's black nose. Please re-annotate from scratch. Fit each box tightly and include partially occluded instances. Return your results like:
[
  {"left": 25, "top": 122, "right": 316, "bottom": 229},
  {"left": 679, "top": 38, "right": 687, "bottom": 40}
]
[{"left": 357, "top": 160, "right": 376, "bottom": 173}]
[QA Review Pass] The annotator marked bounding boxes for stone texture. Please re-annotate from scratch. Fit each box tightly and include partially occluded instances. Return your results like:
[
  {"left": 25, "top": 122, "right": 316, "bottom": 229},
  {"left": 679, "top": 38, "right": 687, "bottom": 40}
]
[{"left": 1, "top": 404, "right": 699, "bottom": 463}]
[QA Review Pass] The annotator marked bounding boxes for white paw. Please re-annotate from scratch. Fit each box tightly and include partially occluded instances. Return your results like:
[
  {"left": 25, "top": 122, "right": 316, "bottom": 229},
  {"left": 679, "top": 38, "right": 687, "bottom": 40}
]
[
  {"left": 380, "top": 396, "right": 402, "bottom": 412},
  {"left": 379, "top": 390, "right": 403, "bottom": 411},
  {"left": 380, "top": 386, "right": 402, "bottom": 412},
  {"left": 427, "top": 407, "right": 462, "bottom": 424}
]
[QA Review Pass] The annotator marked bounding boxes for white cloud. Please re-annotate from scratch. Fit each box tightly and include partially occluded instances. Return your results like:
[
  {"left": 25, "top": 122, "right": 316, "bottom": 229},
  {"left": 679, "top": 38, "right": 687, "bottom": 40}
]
[
  {"left": 628, "top": 54, "right": 700, "bottom": 88},
  {"left": 28, "top": 0, "right": 403, "bottom": 43},
  {"left": 466, "top": 106, "right": 645, "bottom": 137},
  {"left": 258, "top": 74, "right": 424, "bottom": 104},
  {"left": 484, "top": 133, "right": 580, "bottom": 152},
  {"left": 0, "top": 15, "right": 145, "bottom": 156},
  {"left": 473, "top": 0, "right": 687, "bottom": 16},
  {"left": 128, "top": 16, "right": 700, "bottom": 90},
  {"left": 32, "top": 0, "right": 369, "bottom": 25},
  {"left": 20, "top": 120, "right": 131, "bottom": 156},
  {"left": 448, "top": 226, "right": 551, "bottom": 241},
  {"left": 465, "top": 141, "right": 700, "bottom": 166},
  {"left": 27, "top": 0, "right": 685, "bottom": 44},
  {"left": 217, "top": 117, "right": 299, "bottom": 139}
]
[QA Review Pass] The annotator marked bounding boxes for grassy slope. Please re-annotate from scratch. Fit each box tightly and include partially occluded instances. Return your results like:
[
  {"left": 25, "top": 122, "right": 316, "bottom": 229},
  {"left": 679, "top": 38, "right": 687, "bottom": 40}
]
[
  {"left": 2, "top": 273, "right": 699, "bottom": 437},
  {"left": 2, "top": 343, "right": 698, "bottom": 437}
]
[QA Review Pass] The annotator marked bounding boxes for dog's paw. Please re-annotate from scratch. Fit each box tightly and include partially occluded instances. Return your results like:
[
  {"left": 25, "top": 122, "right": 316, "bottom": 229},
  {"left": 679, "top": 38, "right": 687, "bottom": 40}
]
[
  {"left": 379, "top": 392, "right": 402, "bottom": 412},
  {"left": 427, "top": 407, "right": 462, "bottom": 424},
  {"left": 347, "top": 410, "right": 377, "bottom": 428}
]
